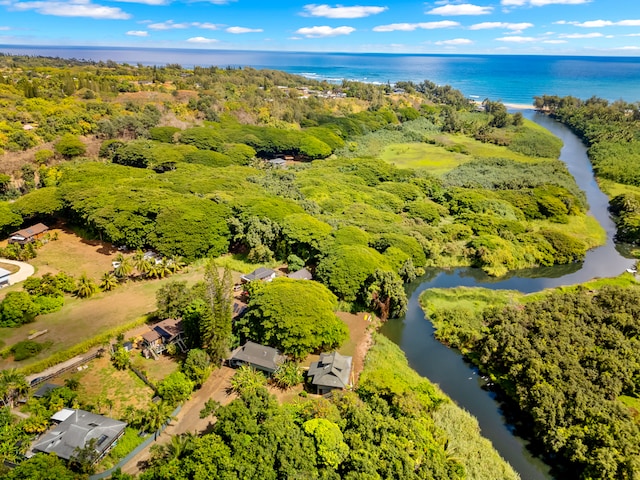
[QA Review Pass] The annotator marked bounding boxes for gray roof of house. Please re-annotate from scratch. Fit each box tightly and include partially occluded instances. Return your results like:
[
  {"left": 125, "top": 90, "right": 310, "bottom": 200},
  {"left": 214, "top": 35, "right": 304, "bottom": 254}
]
[
  {"left": 230, "top": 341, "right": 284, "bottom": 373},
  {"left": 287, "top": 268, "right": 312, "bottom": 280},
  {"left": 308, "top": 351, "right": 352, "bottom": 389},
  {"left": 32, "top": 409, "right": 127, "bottom": 461},
  {"left": 33, "top": 383, "right": 62, "bottom": 398},
  {"left": 10, "top": 223, "right": 49, "bottom": 239},
  {"left": 241, "top": 267, "right": 277, "bottom": 282}
]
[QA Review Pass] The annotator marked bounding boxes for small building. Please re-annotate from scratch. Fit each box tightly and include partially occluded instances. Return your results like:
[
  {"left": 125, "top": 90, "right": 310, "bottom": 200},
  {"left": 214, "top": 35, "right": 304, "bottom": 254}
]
[
  {"left": 8, "top": 223, "right": 49, "bottom": 245},
  {"left": 229, "top": 341, "right": 285, "bottom": 374},
  {"left": 240, "top": 267, "right": 277, "bottom": 284},
  {"left": 287, "top": 267, "right": 313, "bottom": 280},
  {"left": 141, "top": 318, "right": 186, "bottom": 358},
  {"left": 0, "top": 267, "right": 11, "bottom": 287},
  {"left": 232, "top": 299, "right": 248, "bottom": 321},
  {"left": 267, "top": 158, "right": 287, "bottom": 169},
  {"left": 30, "top": 409, "right": 126, "bottom": 464},
  {"left": 33, "top": 383, "right": 62, "bottom": 399},
  {"left": 307, "top": 351, "right": 353, "bottom": 395}
]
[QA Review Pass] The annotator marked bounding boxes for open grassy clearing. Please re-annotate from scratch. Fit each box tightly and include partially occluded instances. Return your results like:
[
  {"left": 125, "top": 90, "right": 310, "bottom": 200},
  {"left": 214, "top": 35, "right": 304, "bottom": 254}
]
[
  {"left": 380, "top": 132, "right": 555, "bottom": 174},
  {"left": 0, "top": 266, "right": 204, "bottom": 370},
  {"left": 380, "top": 142, "right": 468, "bottom": 173},
  {"left": 534, "top": 214, "right": 606, "bottom": 248}
]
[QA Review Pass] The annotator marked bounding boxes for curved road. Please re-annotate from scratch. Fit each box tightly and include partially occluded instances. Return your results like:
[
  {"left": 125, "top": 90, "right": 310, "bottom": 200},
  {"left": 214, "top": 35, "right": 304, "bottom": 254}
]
[{"left": 0, "top": 258, "right": 35, "bottom": 285}]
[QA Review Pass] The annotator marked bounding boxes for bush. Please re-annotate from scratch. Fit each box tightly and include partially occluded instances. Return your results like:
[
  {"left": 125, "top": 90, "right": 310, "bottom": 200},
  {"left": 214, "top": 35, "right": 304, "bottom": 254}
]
[{"left": 11, "top": 340, "right": 47, "bottom": 361}]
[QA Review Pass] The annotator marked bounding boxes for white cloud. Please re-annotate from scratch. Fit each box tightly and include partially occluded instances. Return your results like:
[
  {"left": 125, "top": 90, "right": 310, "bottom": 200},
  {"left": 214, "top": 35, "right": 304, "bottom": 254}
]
[
  {"left": 614, "top": 45, "right": 640, "bottom": 50},
  {"left": 569, "top": 19, "right": 640, "bottom": 28},
  {"left": 186, "top": 36, "right": 219, "bottom": 43},
  {"left": 0, "top": 26, "right": 10, "bottom": 30},
  {"left": 112, "top": 0, "right": 168, "bottom": 5},
  {"left": 148, "top": 20, "right": 191, "bottom": 30},
  {"left": 496, "top": 35, "right": 538, "bottom": 42},
  {"left": 373, "top": 21, "right": 459, "bottom": 32},
  {"left": 543, "top": 39, "right": 567, "bottom": 43},
  {"left": 226, "top": 26, "right": 263, "bottom": 34},
  {"left": 302, "top": 4, "right": 387, "bottom": 19},
  {"left": 558, "top": 32, "right": 603, "bottom": 38},
  {"left": 502, "top": 0, "right": 590, "bottom": 5},
  {"left": 295, "top": 25, "right": 355, "bottom": 37},
  {"left": 427, "top": 3, "right": 492, "bottom": 16},
  {"left": 435, "top": 38, "right": 473, "bottom": 45},
  {"left": 469, "top": 22, "right": 533, "bottom": 31},
  {"left": 126, "top": 30, "right": 148, "bottom": 36},
  {"left": 194, "top": 22, "right": 219, "bottom": 30},
  {"left": 11, "top": 0, "right": 131, "bottom": 19}
]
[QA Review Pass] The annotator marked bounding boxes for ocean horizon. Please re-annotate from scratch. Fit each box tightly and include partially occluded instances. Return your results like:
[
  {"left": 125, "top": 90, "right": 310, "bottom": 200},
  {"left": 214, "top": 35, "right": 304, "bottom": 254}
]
[{"left": 2, "top": 45, "right": 640, "bottom": 105}]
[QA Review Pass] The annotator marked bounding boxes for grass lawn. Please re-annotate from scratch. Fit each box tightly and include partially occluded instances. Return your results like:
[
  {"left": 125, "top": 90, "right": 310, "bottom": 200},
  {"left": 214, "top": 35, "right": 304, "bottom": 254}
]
[
  {"left": 57, "top": 353, "right": 155, "bottom": 418},
  {"left": 0, "top": 266, "right": 204, "bottom": 370},
  {"left": 380, "top": 133, "right": 555, "bottom": 174},
  {"left": 533, "top": 214, "right": 607, "bottom": 249}
]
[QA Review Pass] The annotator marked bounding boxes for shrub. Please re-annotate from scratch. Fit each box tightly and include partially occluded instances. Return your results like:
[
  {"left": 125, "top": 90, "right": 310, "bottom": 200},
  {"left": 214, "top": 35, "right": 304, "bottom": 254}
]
[{"left": 11, "top": 340, "right": 46, "bottom": 361}]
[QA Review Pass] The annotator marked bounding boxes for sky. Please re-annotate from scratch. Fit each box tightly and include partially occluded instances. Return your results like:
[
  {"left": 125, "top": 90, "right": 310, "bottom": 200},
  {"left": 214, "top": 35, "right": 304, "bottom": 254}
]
[{"left": 1, "top": 0, "right": 640, "bottom": 55}]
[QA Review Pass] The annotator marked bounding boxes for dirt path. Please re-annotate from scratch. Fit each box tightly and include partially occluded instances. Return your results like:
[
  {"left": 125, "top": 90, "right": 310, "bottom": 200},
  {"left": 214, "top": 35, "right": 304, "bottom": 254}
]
[{"left": 120, "top": 366, "right": 236, "bottom": 476}]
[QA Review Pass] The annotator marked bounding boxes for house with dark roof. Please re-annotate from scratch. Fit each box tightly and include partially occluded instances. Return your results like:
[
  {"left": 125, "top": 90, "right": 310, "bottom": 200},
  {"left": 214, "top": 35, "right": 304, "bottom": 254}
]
[
  {"left": 33, "top": 383, "right": 62, "bottom": 399},
  {"left": 141, "top": 318, "right": 186, "bottom": 358},
  {"left": 287, "top": 267, "right": 312, "bottom": 280},
  {"left": 307, "top": 351, "right": 353, "bottom": 395},
  {"left": 8, "top": 223, "right": 49, "bottom": 245},
  {"left": 240, "top": 267, "right": 277, "bottom": 283},
  {"left": 229, "top": 341, "right": 285, "bottom": 374},
  {"left": 30, "top": 409, "right": 126, "bottom": 464}
]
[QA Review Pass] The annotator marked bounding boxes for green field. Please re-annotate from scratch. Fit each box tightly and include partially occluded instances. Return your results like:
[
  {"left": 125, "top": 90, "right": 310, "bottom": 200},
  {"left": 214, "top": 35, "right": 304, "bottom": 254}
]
[{"left": 380, "top": 133, "right": 556, "bottom": 174}]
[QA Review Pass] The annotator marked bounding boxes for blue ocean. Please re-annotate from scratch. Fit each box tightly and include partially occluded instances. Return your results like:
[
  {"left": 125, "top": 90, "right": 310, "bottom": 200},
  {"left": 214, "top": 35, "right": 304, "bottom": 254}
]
[{"left": 2, "top": 45, "right": 640, "bottom": 105}]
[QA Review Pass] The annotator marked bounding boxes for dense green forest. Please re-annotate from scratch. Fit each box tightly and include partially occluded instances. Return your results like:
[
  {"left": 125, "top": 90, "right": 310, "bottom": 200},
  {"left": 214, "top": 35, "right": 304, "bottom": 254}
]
[
  {"left": 0, "top": 55, "right": 600, "bottom": 310},
  {"left": 420, "top": 278, "right": 640, "bottom": 479},
  {"left": 534, "top": 95, "right": 640, "bottom": 244}
]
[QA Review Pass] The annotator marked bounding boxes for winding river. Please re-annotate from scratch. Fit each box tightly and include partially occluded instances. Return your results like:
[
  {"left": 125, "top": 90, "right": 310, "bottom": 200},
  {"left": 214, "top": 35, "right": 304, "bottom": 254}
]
[{"left": 380, "top": 112, "right": 636, "bottom": 480}]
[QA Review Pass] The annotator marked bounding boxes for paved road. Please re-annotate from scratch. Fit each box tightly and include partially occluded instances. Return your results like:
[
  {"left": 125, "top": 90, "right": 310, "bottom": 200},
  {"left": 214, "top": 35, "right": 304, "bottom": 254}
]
[{"left": 0, "top": 258, "right": 35, "bottom": 285}]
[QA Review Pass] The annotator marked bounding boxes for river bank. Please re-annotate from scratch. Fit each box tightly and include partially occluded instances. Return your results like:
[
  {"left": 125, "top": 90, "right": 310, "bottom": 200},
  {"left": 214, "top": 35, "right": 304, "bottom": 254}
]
[{"left": 382, "top": 111, "right": 636, "bottom": 480}]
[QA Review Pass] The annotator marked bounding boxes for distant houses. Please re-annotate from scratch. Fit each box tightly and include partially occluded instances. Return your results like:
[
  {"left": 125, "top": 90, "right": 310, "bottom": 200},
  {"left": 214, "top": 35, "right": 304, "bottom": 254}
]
[
  {"left": 8, "top": 223, "right": 49, "bottom": 245},
  {"left": 240, "top": 267, "right": 277, "bottom": 284},
  {"left": 229, "top": 341, "right": 285, "bottom": 374},
  {"left": 307, "top": 351, "right": 353, "bottom": 395},
  {"left": 30, "top": 408, "right": 126, "bottom": 464},
  {"left": 287, "top": 267, "right": 312, "bottom": 281}
]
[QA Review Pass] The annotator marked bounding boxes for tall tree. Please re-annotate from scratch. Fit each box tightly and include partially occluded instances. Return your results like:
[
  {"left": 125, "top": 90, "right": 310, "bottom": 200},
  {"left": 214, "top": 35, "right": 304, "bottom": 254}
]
[{"left": 202, "top": 261, "right": 233, "bottom": 365}]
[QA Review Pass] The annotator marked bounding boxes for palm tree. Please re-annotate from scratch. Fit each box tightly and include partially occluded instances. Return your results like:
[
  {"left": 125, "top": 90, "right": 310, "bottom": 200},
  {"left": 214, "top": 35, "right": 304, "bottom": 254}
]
[
  {"left": 168, "top": 255, "right": 186, "bottom": 273},
  {"left": 144, "top": 401, "right": 175, "bottom": 440},
  {"left": 133, "top": 250, "right": 153, "bottom": 277},
  {"left": 151, "top": 432, "right": 196, "bottom": 463},
  {"left": 75, "top": 273, "right": 98, "bottom": 298},
  {"left": 99, "top": 271, "right": 119, "bottom": 292},
  {"left": 156, "top": 259, "right": 173, "bottom": 279},
  {"left": 113, "top": 253, "right": 134, "bottom": 280},
  {"left": 0, "top": 369, "right": 29, "bottom": 408}
]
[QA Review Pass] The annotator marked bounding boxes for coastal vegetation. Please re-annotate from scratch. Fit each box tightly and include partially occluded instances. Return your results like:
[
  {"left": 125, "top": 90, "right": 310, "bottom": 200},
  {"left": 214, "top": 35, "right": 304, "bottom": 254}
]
[
  {"left": 420, "top": 275, "right": 640, "bottom": 479},
  {"left": 0, "top": 54, "right": 629, "bottom": 478},
  {"left": 534, "top": 95, "right": 640, "bottom": 245}
]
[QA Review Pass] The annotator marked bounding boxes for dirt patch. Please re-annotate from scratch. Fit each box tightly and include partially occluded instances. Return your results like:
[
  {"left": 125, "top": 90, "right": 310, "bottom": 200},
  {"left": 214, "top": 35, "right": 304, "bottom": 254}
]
[
  {"left": 336, "top": 311, "right": 375, "bottom": 385},
  {"left": 28, "top": 225, "right": 119, "bottom": 278}
]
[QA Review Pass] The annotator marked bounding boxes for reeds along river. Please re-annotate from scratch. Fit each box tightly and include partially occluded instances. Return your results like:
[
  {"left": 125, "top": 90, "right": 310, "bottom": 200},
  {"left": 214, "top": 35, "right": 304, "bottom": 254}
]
[{"left": 381, "top": 111, "right": 636, "bottom": 480}]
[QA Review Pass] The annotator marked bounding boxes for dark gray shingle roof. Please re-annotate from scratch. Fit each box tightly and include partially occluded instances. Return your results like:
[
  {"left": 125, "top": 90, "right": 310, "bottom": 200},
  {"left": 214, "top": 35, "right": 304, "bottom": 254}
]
[
  {"left": 308, "top": 351, "right": 352, "bottom": 389},
  {"left": 32, "top": 409, "right": 126, "bottom": 461}
]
